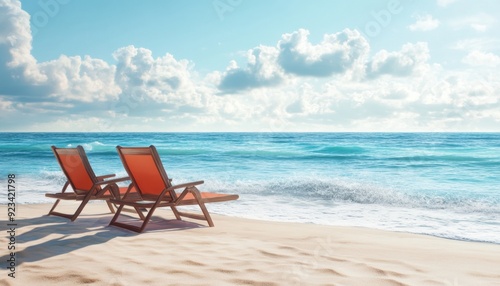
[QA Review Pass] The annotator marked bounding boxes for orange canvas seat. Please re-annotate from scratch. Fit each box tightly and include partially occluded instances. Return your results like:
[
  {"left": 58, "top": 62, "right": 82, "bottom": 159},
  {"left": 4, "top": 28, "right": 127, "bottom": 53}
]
[
  {"left": 109, "top": 145, "right": 239, "bottom": 233},
  {"left": 45, "top": 145, "right": 137, "bottom": 221}
]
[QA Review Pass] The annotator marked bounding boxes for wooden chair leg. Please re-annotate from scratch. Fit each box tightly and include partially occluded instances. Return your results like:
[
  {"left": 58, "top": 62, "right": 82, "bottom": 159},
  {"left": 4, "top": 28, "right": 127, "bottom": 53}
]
[
  {"left": 48, "top": 199, "right": 61, "bottom": 215},
  {"left": 170, "top": 206, "right": 182, "bottom": 220},
  {"left": 190, "top": 187, "right": 214, "bottom": 227},
  {"left": 175, "top": 187, "right": 215, "bottom": 227},
  {"left": 197, "top": 201, "right": 214, "bottom": 227},
  {"left": 106, "top": 200, "right": 116, "bottom": 213},
  {"left": 134, "top": 207, "right": 146, "bottom": 220},
  {"left": 110, "top": 204, "right": 156, "bottom": 233},
  {"left": 70, "top": 195, "right": 93, "bottom": 221},
  {"left": 47, "top": 181, "right": 68, "bottom": 216},
  {"left": 47, "top": 199, "right": 78, "bottom": 220}
]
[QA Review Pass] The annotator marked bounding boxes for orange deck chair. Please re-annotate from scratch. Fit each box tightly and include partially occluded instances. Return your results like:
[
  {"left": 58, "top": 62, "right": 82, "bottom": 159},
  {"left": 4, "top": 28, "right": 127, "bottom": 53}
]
[
  {"left": 45, "top": 145, "right": 139, "bottom": 221},
  {"left": 109, "top": 145, "right": 239, "bottom": 233}
]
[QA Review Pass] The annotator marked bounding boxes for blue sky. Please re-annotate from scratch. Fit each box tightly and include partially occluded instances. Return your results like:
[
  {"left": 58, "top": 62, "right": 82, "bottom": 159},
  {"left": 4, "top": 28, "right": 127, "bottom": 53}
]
[{"left": 1, "top": 0, "right": 499, "bottom": 131}]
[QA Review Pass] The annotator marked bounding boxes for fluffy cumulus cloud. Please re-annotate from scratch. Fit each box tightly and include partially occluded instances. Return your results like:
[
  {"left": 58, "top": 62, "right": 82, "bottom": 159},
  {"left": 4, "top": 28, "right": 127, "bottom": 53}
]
[
  {"left": 462, "top": 50, "right": 500, "bottom": 67},
  {"left": 418, "top": 72, "right": 500, "bottom": 130},
  {"left": 366, "top": 42, "right": 431, "bottom": 78},
  {"left": 38, "top": 55, "right": 120, "bottom": 102},
  {"left": 218, "top": 30, "right": 432, "bottom": 91},
  {"left": 218, "top": 28, "right": 369, "bottom": 93},
  {"left": 0, "top": 0, "right": 203, "bottom": 127},
  {"left": 0, "top": 0, "right": 119, "bottom": 103},
  {"left": 108, "top": 45, "right": 211, "bottom": 119},
  {"left": 113, "top": 46, "right": 193, "bottom": 102},
  {"left": 0, "top": 0, "right": 45, "bottom": 92},
  {"left": 218, "top": 45, "right": 283, "bottom": 92},
  {"left": 408, "top": 14, "right": 440, "bottom": 31},
  {"left": 277, "top": 29, "right": 369, "bottom": 77},
  {"left": 1, "top": 0, "right": 499, "bottom": 132}
]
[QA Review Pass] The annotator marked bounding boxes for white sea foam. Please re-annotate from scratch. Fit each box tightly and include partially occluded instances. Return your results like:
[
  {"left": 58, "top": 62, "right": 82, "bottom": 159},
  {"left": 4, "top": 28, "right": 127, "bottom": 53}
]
[{"left": 2, "top": 132, "right": 500, "bottom": 244}]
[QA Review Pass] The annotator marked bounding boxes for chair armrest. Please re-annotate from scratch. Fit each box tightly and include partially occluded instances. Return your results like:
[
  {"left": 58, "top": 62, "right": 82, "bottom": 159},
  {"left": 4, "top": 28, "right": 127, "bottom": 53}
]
[
  {"left": 96, "top": 174, "right": 116, "bottom": 180},
  {"left": 167, "top": 180, "right": 204, "bottom": 190}
]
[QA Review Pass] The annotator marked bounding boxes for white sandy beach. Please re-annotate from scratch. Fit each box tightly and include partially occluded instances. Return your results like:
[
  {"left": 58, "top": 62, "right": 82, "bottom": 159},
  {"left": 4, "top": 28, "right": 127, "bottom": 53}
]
[{"left": 2, "top": 202, "right": 500, "bottom": 286}]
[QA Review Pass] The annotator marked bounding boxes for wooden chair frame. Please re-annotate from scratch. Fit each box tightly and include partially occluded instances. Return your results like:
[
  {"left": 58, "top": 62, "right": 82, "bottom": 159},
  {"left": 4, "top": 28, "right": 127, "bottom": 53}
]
[
  {"left": 45, "top": 145, "right": 137, "bottom": 221},
  {"left": 109, "top": 145, "right": 239, "bottom": 233}
]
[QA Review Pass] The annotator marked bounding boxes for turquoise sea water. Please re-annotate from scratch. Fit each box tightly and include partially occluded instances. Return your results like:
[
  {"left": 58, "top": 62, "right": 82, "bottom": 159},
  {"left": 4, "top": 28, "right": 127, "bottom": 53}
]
[{"left": 1, "top": 132, "right": 499, "bottom": 243}]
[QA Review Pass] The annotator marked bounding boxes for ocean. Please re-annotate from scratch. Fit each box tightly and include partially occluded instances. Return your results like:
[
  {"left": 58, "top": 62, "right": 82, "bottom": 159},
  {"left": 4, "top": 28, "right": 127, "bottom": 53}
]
[{"left": 1, "top": 132, "right": 499, "bottom": 244}]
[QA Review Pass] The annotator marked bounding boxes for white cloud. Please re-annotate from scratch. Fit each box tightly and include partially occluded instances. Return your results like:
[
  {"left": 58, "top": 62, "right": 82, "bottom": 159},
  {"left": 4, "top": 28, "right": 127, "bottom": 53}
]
[
  {"left": 277, "top": 29, "right": 369, "bottom": 77},
  {"left": 408, "top": 14, "right": 440, "bottom": 31},
  {"left": 0, "top": 96, "right": 14, "bottom": 111},
  {"left": 218, "top": 45, "right": 283, "bottom": 92},
  {"left": 413, "top": 70, "right": 500, "bottom": 126},
  {"left": 462, "top": 50, "right": 500, "bottom": 67},
  {"left": 218, "top": 28, "right": 369, "bottom": 92},
  {"left": 113, "top": 45, "right": 195, "bottom": 103},
  {"left": 452, "top": 38, "right": 500, "bottom": 52},
  {"left": 13, "top": 101, "right": 74, "bottom": 114},
  {"left": 0, "top": 0, "right": 203, "bottom": 116},
  {"left": 38, "top": 55, "right": 120, "bottom": 102},
  {"left": 1, "top": 0, "right": 500, "bottom": 132},
  {"left": 0, "top": 0, "right": 45, "bottom": 88},
  {"left": 367, "top": 42, "right": 431, "bottom": 78},
  {"left": 0, "top": 0, "right": 121, "bottom": 103},
  {"left": 450, "top": 13, "right": 496, "bottom": 32}
]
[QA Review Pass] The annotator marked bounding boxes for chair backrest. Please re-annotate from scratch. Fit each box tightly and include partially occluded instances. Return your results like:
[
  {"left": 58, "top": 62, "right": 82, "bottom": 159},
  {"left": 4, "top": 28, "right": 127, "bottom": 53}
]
[
  {"left": 52, "top": 145, "right": 97, "bottom": 194},
  {"left": 116, "top": 145, "right": 175, "bottom": 200}
]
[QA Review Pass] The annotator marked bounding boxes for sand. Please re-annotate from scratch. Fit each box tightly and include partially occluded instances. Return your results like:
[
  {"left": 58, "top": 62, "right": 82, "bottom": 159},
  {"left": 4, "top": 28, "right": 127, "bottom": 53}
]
[{"left": 1, "top": 202, "right": 499, "bottom": 286}]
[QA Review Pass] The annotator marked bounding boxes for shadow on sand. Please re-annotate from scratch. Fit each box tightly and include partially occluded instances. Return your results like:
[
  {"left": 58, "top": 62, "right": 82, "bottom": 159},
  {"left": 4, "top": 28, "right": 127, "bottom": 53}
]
[{"left": 2, "top": 211, "right": 205, "bottom": 266}]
